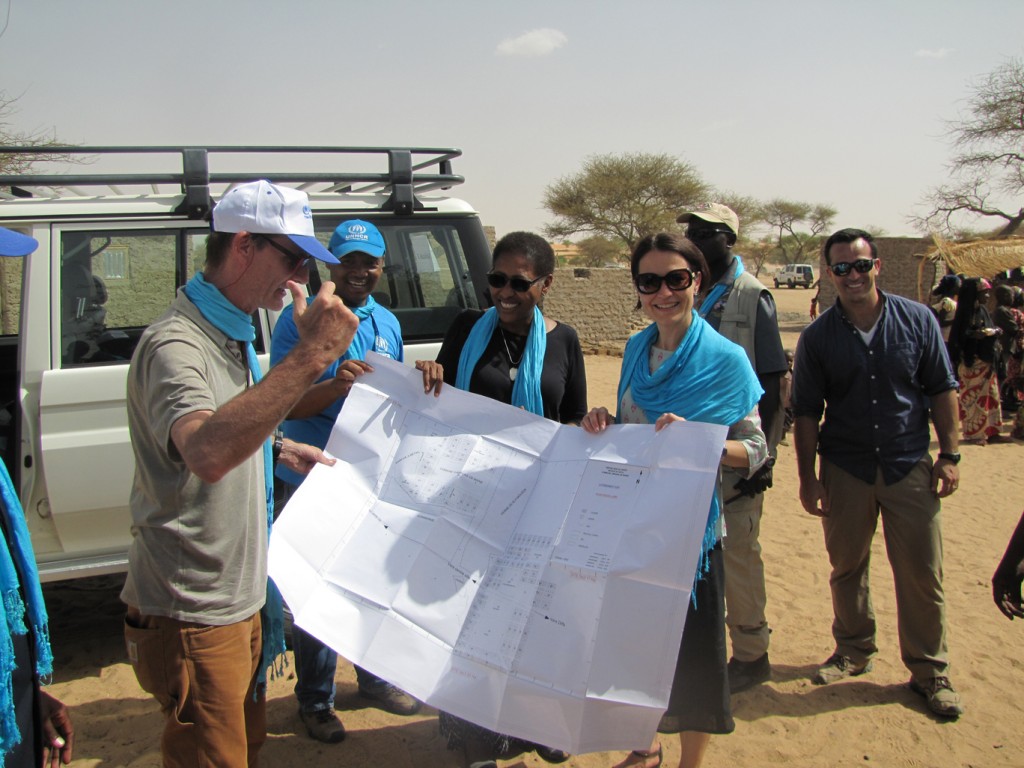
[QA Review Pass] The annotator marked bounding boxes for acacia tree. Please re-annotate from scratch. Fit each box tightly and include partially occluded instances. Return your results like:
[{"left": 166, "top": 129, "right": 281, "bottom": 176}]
[
  {"left": 915, "top": 58, "right": 1024, "bottom": 237},
  {"left": 574, "top": 235, "right": 627, "bottom": 266},
  {"left": 762, "top": 198, "right": 836, "bottom": 264},
  {"left": 543, "top": 152, "right": 712, "bottom": 249}
]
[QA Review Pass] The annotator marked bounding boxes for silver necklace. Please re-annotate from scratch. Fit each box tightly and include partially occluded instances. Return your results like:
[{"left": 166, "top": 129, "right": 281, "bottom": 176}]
[{"left": 498, "top": 327, "right": 524, "bottom": 381}]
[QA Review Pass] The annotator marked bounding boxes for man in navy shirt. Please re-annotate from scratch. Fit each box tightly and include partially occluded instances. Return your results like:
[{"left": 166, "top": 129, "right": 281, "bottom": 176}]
[{"left": 792, "top": 228, "right": 963, "bottom": 718}]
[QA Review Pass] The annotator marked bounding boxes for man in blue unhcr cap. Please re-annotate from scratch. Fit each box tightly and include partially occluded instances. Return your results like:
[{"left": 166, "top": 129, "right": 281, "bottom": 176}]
[
  {"left": 121, "top": 181, "right": 360, "bottom": 767},
  {"left": 271, "top": 219, "right": 420, "bottom": 745},
  {"left": 0, "top": 226, "right": 74, "bottom": 767}
]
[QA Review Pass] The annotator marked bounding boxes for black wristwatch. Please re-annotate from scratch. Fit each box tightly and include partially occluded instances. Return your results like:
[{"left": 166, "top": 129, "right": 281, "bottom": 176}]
[
  {"left": 937, "top": 451, "right": 961, "bottom": 465},
  {"left": 272, "top": 431, "right": 284, "bottom": 463}
]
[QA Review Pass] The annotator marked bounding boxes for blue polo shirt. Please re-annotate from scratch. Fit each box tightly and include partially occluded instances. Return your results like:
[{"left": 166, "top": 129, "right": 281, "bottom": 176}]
[
  {"left": 270, "top": 300, "right": 403, "bottom": 487},
  {"left": 791, "top": 291, "right": 956, "bottom": 485}
]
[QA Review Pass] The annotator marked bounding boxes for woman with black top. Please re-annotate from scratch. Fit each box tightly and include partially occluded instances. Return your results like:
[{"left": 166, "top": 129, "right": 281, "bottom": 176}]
[{"left": 416, "top": 231, "right": 586, "bottom": 768}]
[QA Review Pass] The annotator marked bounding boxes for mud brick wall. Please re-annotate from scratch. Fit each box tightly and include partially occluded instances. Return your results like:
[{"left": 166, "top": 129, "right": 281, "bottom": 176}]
[{"left": 542, "top": 267, "right": 647, "bottom": 354}]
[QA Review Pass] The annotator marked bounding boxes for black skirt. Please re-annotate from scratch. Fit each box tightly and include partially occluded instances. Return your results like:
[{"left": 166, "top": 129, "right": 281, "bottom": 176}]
[{"left": 660, "top": 543, "right": 735, "bottom": 735}]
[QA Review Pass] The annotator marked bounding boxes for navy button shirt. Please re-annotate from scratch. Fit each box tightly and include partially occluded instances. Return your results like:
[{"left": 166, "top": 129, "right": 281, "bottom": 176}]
[{"left": 791, "top": 292, "right": 957, "bottom": 485}]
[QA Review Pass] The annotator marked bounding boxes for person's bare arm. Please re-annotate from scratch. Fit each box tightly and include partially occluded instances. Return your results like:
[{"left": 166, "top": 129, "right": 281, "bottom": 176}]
[
  {"left": 794, "top": 415, "right": 827, "bottom": 516},
  {"left": 38, "top": 689, "right": 73, "bottom": 767},
  {"left": 993, "top": 510, "right": 1024, "bottom": 620},
  {"left": 172, "top": 282, "right": 358, "bottom": 483},
  {"left": 286, "top": 359, "right": 374, "bottom": 419},
  {"left": 929, "top": 388, "right": 960, "bottom": 497}
]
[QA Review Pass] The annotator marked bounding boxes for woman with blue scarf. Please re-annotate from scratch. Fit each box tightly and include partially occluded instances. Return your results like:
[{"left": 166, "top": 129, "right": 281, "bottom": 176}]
[
  {"left": 0, "top": 226, "right": 74, "bottom": 767},
  {"left": 582, "top": 233, "right": 766, "bottom": 768},
  {"left": 419, "top": 232, "right": 587, "bottom": 768}
]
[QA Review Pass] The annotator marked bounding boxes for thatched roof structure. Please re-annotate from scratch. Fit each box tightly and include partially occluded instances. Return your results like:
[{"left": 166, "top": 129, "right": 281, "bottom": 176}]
[{"left": 926, "top": 236, "right": 1024, "bottom": 279}]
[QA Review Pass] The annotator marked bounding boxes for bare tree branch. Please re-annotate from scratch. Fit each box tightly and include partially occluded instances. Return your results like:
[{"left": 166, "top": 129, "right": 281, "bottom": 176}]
[{"left": 915, "top": 58, "right": 1024, "bottom": 237}]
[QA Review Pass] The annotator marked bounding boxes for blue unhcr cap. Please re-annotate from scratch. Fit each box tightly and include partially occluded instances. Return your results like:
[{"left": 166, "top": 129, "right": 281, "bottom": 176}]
[
  {"left": 328, "top": 219, "right": 386, "bottom": 259},
  {"left": 0, "top": 226, "right": 38, "bottom": 257}
]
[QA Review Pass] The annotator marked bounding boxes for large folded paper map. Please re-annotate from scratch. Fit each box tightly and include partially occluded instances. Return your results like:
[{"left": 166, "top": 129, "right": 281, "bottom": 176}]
[{"left": 269, "top": 353, "right": 726, "bottom": 754}]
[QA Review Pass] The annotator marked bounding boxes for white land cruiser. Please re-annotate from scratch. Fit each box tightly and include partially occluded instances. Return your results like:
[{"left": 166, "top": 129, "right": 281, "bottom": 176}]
[{"left": 0, "top": 146, "right": 494, "bottom": 581}]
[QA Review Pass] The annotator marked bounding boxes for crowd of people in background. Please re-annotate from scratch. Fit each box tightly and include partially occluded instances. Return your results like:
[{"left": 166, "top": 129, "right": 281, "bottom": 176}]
[
  {"left": 930, "top": 268, "right": 1024, "bottom": 444},
  {"left": 5, "top": 188, "right": 1024, "bottom": 768}
]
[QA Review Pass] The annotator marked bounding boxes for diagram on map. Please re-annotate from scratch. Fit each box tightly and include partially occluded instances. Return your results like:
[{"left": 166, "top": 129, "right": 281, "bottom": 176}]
[{"left": 268, "top": 353, "right": 727, "bottom": 754}]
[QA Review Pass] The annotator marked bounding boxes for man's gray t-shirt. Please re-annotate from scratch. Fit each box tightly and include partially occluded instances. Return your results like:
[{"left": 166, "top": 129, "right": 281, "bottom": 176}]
[{"left": 121, "top": 291, "right": 266, "bottom": 624}]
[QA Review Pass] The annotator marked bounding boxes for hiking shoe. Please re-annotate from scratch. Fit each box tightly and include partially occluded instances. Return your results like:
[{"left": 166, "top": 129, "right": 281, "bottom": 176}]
[
  {"left": 728, "top": 652, "right": 771, "bottom": 693},
  {"left": 358, "top": 682, "right": 422, "bottom": 715},
  {"left": 299, "top": 708, "right": 346, "bottom": 743},
  {"left": 910, "top": 676, "right": 964, "bottom": 719},
  {"left": 813, "top": 654, "right": 873, "bottom": 685}
]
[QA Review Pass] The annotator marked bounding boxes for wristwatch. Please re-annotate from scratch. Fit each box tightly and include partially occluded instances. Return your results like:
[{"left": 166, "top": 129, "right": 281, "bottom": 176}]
[
  {"left": 937, "top": 451, "right": 961, "bottom": 465},
  {"left": 272, "top": 431, "right": 284, "bottom": 463}
]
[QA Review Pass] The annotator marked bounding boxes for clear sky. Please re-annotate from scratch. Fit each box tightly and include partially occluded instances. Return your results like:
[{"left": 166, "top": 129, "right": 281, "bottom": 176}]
[{"left": 1, "top": 0, "right": 1021, "bottom": 240}]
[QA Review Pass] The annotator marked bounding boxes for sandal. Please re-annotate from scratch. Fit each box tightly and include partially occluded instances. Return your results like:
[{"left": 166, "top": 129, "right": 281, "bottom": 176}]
[{"left": 611, "top": 744, "right": 662, "bottom": 768}]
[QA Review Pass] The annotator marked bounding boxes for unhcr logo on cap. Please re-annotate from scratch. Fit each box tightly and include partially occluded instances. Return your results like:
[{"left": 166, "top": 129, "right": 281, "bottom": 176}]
[{"left": 329, "top": 218, "right": 387, "bottom": 259}]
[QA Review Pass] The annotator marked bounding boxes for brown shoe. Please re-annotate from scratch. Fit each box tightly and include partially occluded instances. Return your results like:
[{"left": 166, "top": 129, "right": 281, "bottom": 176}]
[
  {"left": 813, "top": 653, "right": 872, "bottom": 685},
  {"left": 358, "top": 682, "right": 422, "bottom": 715},
  {"left": 910, "top": 676, "right": 964, "bottom": 718},
  {"left": 299, "top": 708, "right": 346, "bottom": 743}
]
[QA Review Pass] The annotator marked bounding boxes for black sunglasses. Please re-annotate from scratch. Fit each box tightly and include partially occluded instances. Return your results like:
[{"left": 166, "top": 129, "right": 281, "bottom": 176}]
[
  {"left": 255, "top": 234, "right": 309, "bottom": 271},
  {"left": 635, "top": 269, "right": 696, "bottom": 295},
  {"left": 828, "top": 258, "right": 876, "bottom": 277},
  {"left": 687, "top": 226, "right": 732, "bottom": 240},
  {"left": 487, "top": 272, "right": 547, "bottom": 293}
]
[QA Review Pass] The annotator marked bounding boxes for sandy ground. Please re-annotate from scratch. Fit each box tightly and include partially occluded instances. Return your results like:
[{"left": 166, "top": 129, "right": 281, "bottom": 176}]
[{"left": 40, "top": 284, "right": 1024, "bottom": 767}]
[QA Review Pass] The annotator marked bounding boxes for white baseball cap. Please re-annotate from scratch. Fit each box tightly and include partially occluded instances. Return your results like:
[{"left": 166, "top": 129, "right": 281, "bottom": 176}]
[{"left": 212, "top": 180, "right": 338, "bottom": 263}]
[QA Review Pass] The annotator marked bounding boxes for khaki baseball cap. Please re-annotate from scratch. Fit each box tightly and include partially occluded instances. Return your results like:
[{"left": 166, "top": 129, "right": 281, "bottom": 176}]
[{"left": 677, "top": 203, "right": 739, "bottom": 237}]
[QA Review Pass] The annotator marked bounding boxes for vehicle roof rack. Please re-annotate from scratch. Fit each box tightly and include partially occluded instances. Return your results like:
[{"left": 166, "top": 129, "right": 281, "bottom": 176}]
[{"left": 0, "top": 146, "right": 464, "bottom": 218}]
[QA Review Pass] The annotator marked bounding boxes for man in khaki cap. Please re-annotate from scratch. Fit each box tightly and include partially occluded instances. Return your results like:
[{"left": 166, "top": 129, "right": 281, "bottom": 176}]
[{"left": 674, "top": 203, "right": 787, "bottom": 697}]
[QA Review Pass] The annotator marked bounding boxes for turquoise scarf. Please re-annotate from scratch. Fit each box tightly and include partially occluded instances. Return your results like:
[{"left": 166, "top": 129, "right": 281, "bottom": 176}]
[
  {"left": 617, "top": 313, "right": 762, "bottom": 577},
  {"left": 183, "top": 274, "right": 285, "bottom": 685},
  {"left": 455, "top": 307, "right": 546, "bottom": 416},
  {"left": 698, "top": 256, "right": 744, "bottom": 318},
  {"left": 345, "top": 294, "right": 377, "bottom": 361},
  {"left": 0, "top": 459, "right": 53, "bottom": 760}
]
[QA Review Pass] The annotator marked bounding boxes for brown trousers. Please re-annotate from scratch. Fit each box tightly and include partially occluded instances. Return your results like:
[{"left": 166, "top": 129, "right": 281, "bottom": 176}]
[
  {"left": 820, "top": 458, "right": 949, "bottom": 681},
  {"left": 125, "top": 607, "right": 266, "bottom": 767}
]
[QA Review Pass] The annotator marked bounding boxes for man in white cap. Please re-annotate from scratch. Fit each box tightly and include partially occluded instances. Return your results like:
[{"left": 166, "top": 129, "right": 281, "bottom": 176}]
[
  {"left": 271, "top": 219, "right": 419, "bottom": 744},
  {"left": 675, "top": 203, "right": 787, "bottom": 697},
  {"left": 0, "top": 226, "right": 74, "bottom": 767},
  {"left": 121, "top": 181, "right": 360, "bottom": 767}
]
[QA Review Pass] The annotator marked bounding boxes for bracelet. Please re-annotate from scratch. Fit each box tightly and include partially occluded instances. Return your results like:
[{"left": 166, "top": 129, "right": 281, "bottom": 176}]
[{"left": 272, "top": 431, "right": 284, "bottom": 463}]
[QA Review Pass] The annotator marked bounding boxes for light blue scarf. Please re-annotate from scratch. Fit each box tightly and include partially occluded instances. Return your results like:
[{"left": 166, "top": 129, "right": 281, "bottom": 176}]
[
  {"left": 0, "top": 459, "right": 52, "bottom": 760},
  {"left": 344, "top": 294, "right": 377, "bottom": 361},
  {"left": 183, "top": 274, "right": 285, "bottom": 686},
  {"left": 617, "top": 313, "right": 762, "bottom": 578},
  {"left": 697, "top": 256, "right": 744, "bottom": 318},
  {"left": 455, "top": 307, "right": 546, "bottom": 416}
]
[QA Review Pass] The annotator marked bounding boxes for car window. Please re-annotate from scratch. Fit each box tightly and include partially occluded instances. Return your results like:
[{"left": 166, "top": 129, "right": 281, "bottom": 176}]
[
  {"left": 308, "top": 219, "right": 480, "bottom": 342},
  {"left": 59, "top": 228, "right": 267, "bottom": 368},
  {"left": 1, "top": 254, "right": 22, "bottom": 338}
]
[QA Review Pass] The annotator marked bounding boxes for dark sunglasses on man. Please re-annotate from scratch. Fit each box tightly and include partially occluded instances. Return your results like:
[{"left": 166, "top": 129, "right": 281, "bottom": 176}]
[
  {"left": 828, "top": 258, "right": 877, "bottom": 277},
  {"left": 487, "top": 272, "right": 547, "bottom": 293},
  {"left": 254, "top": 234, "right": 310, "bottom": 271},
  {"left": 635, "top": 268, "right": 696, "bottom": 295},
  {"left": 687, "top": 226, "right": 733, "bottom": 241}
]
